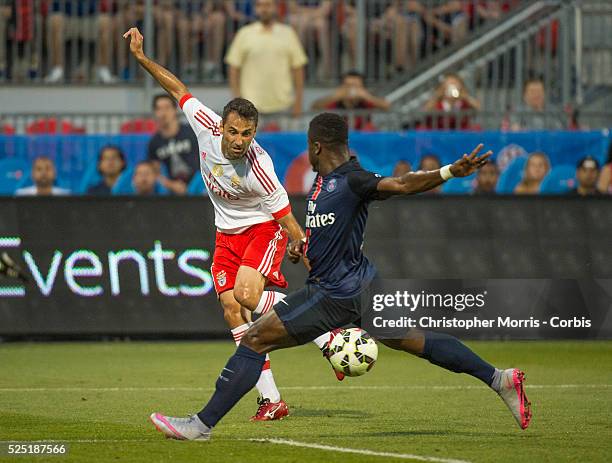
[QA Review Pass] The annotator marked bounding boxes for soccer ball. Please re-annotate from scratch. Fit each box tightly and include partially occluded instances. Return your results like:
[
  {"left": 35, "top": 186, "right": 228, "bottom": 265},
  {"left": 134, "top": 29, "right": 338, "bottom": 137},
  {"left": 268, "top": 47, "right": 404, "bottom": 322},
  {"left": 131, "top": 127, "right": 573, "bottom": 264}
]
[{"left": 328, "top": 328, "right": 378, "bottom": 377}]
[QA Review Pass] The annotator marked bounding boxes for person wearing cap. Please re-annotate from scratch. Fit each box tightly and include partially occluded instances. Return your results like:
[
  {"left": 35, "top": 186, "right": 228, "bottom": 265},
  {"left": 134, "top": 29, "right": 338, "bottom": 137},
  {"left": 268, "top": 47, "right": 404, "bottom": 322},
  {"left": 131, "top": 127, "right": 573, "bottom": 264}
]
[{"left": 568, "top": 156, "right": 601, "bottom": 196}]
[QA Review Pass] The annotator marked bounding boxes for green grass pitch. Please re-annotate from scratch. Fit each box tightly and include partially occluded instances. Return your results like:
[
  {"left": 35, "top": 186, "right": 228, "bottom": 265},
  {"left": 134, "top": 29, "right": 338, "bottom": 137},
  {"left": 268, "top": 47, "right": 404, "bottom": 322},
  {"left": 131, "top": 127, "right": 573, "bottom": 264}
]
[{"left": 1, "top": 341, "right": 610, "bottom": 462}]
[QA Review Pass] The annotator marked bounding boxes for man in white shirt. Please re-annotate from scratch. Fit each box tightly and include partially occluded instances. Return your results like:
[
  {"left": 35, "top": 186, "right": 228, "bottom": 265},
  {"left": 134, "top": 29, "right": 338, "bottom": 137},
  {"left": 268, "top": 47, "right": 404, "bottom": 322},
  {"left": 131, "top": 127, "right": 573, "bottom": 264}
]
[
  {"left": 125, "top": 26, "right": 337, "bottom": 424},
  {"left": 15, "top": 156, "right": 71, "bottom": 196}
]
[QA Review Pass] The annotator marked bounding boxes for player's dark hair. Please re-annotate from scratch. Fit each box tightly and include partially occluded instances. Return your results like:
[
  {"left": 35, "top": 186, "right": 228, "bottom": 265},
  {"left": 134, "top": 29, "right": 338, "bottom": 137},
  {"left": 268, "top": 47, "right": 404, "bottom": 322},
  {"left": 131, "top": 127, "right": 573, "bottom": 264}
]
[
  {"left": 222, "top": 98, "right": 259, "bottom": 127},
  {"left": 97, "top": 145, "right": 127, "bottom": 173},
  {"left": 308, "top": 113, "right": 349, "bottom": 150},
  {"left": 152, "top": 94, "right": 177, "bottom": 110}
]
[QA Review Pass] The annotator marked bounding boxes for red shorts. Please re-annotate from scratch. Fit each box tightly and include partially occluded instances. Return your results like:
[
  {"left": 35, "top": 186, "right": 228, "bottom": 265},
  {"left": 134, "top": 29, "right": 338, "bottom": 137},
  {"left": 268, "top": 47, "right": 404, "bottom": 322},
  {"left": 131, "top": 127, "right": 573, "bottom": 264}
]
[{"left": 211, "top": 221, "right": 289, "bottom": 295}]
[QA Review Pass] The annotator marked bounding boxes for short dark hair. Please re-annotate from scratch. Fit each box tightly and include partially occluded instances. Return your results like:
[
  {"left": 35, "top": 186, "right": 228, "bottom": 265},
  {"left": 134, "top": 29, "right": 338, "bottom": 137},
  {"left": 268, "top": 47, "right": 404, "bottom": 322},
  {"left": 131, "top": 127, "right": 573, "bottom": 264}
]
[
  {"left": 308, "top": 113, "right": 349, "bottom": 149},
  {"left": 342, "top": 70, "right": 365, "bottom": 82},
  {"left": 98, "top": 145, "right": 127, "bottom": 173},
  {"left": 222, "top": 98, "right": 259, "bottom": 126},
  {"left": 152, "top": 94, "right": 177, "bottom": 110},
  {"left": 576, "top": 155, "right": 600, "bottom": 170}
]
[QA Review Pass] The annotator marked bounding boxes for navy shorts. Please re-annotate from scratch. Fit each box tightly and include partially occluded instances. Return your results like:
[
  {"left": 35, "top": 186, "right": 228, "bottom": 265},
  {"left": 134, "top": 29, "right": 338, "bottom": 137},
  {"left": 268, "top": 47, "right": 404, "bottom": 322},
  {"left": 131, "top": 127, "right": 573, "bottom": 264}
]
[
  {"left": 274, "top": 283, "right": 373, "bottom": 345},
  {"left": 274, "top": 279, "right": 411, "bottom": 343}
]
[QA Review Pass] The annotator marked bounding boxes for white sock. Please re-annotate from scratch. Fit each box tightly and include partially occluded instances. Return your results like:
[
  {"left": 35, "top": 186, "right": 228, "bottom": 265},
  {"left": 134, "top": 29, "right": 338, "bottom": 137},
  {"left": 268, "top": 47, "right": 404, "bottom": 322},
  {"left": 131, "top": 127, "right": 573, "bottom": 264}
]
[
  {"left": 312, "top": 332, "right": 331, "bottom": 350},
  {"left": 230, "top": 323, "right": 281, "bottom": 403},
  {"left": 253, "top": 291, "right": 286, "bottom": 316}
]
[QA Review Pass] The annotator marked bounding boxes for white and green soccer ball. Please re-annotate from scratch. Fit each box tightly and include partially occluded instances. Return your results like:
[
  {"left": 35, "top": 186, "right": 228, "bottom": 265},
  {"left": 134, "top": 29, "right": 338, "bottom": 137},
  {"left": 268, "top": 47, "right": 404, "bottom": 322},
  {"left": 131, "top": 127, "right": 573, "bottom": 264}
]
[{"left": 328, "top": 328, "right": 378, "bottom": 377}]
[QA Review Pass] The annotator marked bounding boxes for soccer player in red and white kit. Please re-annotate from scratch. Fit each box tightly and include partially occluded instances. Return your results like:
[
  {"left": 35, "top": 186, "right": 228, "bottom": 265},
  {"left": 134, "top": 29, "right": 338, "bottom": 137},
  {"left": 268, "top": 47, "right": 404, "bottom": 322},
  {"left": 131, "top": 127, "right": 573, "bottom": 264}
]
[{"left": 124, "top": 27, "right": 340, "bottom": 421}]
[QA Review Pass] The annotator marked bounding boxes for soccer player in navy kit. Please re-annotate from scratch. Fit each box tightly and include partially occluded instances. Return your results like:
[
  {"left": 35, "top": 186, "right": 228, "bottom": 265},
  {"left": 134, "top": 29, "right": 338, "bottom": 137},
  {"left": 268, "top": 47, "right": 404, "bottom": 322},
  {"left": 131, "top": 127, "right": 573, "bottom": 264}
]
[{"left": 150, "top": 113, "right": 532, "bottom": 441}]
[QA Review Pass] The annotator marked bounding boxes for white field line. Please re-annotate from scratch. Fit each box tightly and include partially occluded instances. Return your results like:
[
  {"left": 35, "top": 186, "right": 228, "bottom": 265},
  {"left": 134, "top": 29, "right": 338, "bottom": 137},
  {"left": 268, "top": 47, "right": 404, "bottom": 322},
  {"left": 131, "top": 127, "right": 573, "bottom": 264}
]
[
  {"left": 0, "top": 384, "right": 609, "bottom": 393},
  {"left": 0, "top": 438, "right": 472, "bottom": 463},
  {"left": 250, "top": 438, "right": 472, "bottom": 463}
]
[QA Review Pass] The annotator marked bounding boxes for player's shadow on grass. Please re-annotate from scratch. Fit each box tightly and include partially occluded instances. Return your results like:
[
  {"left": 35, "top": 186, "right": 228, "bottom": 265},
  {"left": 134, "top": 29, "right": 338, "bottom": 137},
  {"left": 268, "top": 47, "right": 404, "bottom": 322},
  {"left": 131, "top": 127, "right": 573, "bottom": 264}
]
[
  {"left": 291, "top": 408, "right": 373, "bottom": 419},
  {"left": 362, "top": 430, "right": 519, "bottom": 438}
]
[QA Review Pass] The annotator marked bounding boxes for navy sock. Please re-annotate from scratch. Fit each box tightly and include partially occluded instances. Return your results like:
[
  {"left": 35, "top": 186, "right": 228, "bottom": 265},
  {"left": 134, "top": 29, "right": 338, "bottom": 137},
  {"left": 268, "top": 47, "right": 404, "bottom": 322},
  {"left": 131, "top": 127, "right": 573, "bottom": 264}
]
[
  {"left": 197, "top": 344, "right": 266, "bottom": 428},
  {"left": 421, "top": 331, "right": 495, "bottom": 386}
]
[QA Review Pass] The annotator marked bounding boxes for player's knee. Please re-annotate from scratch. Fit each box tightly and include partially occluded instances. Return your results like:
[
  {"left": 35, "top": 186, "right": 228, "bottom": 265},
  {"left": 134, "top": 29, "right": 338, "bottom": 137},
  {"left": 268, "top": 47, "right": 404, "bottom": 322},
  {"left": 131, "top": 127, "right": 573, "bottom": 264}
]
[{"left": 233, "top": 284, "right": 258, "bottom": 310}]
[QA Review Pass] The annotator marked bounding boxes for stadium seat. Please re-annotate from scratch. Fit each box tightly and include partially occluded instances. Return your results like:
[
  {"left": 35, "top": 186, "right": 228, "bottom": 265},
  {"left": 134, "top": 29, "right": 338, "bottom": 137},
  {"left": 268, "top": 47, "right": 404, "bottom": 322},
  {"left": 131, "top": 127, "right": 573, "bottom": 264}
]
[
  {"left": 25, "top": 118, "right": 85, "bottom": 134},
  {"left": 496, "top": 156, "right": 527, "bottom": 194},
  {"left": 441, "top": 174, "right": 477, "bottom": 194},
  {"left": 2, "top": 123, "right": 16, "bottom": 135},
  {"left": 539, "top": 165, "right": 577, "bottom": 194},
  {"left": 0, "top": 158, "right": 29, "bottom": 195},
  {"left": 120, "top": 118, "right": 158, "bottom": 134},
  {"left": 78, "top": 162, "right": 103, "bottom": 194},
  {"left": 187, "top": 173, "right": 207, "bottom": 196}
]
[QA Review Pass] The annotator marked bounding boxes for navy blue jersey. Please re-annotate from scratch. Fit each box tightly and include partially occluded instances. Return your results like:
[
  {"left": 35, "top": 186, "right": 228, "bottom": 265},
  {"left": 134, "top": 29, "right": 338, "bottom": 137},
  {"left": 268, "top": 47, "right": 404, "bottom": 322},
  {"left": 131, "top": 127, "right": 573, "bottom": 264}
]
[{"left": 304, "top": 158, "right": 385, "bottom": 297}]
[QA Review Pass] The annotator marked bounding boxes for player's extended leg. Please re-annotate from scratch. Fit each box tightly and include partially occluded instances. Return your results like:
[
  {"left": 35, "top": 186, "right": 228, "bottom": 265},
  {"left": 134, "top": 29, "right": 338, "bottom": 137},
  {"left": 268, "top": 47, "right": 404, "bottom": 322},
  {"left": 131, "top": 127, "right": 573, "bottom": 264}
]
[
  {"left": 149, "top": 309, "right": 296, "bottom": 441},
  {"left": 378, "top": 330, "right": 532, "bottom": 429},
  {"left": 219, "top": 285, "right": 287, "bottom": 421}
]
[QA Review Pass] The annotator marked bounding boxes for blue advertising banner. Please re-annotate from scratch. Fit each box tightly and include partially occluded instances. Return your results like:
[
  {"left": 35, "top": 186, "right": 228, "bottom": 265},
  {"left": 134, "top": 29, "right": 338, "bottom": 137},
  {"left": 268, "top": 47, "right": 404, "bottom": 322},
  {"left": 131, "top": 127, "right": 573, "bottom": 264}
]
[{"left": 1, "top": 130, "right": 610, "bottom": 193}]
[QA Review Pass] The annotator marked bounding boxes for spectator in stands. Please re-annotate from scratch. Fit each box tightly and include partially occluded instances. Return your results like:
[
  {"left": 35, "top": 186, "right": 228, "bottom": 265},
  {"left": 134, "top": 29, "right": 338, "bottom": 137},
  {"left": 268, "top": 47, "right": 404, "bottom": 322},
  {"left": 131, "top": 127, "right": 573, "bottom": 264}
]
[
  {"left": 0, "top": 1, "right": 11, "bottom": 81},
  {"left": 15, "top": 156, "right": 70, "bottom": 196},
  {"left": 132, "top": 161, "right": 158, "bottom": 196},
  {"left": 597, "top": 142, "right": 612, "bottom": 194},
  {"left": 311, "top": 70, "right": 390, "bottom": 130},
  {"left": 178, "top": 1, "right": 227, "bottom": 82},
  {"left": 514, "top": 151, "right": 550, "bottom": 194},
  {"left": 393, "top": 160, "right": 412, "bottom": 177},
  {"left": 473, "top": 162, "right": 499, "bottom": 195},
  {"left": 423, "top": 0, "right": 468, "bottom": 47},
  {"left": 287, "top": 0, "right": 332, "bottom": 79},
  {"left": 87, "top": 145, "right": 127, "bottom": 195},
  {"left": 418, "top": 154, "right": 442, "bottom": 194},
  {"left": 147, "top": 94, "right": 199, "bottom": 196},
  {"left": 45, "top": 1, "right": 118, "bottom": 83},
  {"left": 225, "top": 0, "right": 308, "bottom": 118},
  {"left": 509, "top": 78, "right": 564, "bottom": 130},
  {"left": 368, "top": 1, "right": 424, "bottom": 72},
  {"left": 424, "top": 74, "right": 480, "bottom": 130},
  {"left": 116, "top": 0, "right": 145, "bottom": 80},
  {"left": 569, "top": 156, "right": 601, "bottom": 197}
]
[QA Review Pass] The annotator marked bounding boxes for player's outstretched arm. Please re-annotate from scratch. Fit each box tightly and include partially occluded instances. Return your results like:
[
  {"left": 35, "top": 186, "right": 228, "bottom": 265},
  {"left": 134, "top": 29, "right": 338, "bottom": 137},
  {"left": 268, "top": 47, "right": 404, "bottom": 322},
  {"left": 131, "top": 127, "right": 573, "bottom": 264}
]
[
  {"left": 377, "top": 143, "right": 492, "bottom": 196},
  {"left": 123, "top": 27, "right": 189, "bottom": 103}
]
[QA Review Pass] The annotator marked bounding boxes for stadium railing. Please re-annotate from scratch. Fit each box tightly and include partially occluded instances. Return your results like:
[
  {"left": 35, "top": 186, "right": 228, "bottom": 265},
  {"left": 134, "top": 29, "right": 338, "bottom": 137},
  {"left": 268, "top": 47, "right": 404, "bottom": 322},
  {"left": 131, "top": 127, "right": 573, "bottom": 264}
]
[{"left": 0, "top": 0, "right": 525, "bottom": 86}]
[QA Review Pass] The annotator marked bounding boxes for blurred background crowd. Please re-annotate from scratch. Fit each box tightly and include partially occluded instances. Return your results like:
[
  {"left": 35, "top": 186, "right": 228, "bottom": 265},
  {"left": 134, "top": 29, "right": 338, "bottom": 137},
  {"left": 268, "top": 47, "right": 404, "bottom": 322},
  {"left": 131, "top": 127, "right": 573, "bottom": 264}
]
[{"left": 0, "top": 0, "right": 611, "bottom": 197}]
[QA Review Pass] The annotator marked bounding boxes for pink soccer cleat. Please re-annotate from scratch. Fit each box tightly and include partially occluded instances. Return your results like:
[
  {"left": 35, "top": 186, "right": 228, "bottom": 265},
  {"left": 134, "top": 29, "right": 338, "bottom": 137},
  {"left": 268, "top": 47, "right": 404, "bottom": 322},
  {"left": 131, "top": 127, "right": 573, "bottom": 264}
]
[{"left": 497, "top": 368, "right": 532, "bottom": 429}]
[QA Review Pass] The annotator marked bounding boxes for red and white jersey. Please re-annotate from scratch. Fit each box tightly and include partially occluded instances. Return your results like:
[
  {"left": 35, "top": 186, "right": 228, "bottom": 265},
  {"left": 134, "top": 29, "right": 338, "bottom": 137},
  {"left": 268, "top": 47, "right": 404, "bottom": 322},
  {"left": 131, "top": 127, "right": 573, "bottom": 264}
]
[{"left": 179, "top": 94, "right": 291, "bottom": 234}]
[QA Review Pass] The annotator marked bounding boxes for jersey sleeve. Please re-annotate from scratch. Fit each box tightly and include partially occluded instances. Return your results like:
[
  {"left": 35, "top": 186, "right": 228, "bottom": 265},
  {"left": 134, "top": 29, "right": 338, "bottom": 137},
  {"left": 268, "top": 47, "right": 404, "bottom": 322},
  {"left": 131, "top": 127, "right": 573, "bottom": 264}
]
[
  {"left": 247, "top": 144, "right": 292, "bottom": 220},
  {"left": 179, "top": 94, "right": 222, "bottom": 139},
  {"left": 347, "top": 169, "right": 387, "bottom": 201}
]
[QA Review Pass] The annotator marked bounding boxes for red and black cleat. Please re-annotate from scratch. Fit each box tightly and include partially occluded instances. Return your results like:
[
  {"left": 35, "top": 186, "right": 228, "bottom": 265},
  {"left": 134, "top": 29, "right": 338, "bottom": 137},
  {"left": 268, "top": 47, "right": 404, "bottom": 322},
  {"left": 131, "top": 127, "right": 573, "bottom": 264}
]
[
  {"left": 322, "top": 329, "right": 345, "bottom": 381},
  {"left": 250, "top": 397, "right": 289, "bottom": 421}
]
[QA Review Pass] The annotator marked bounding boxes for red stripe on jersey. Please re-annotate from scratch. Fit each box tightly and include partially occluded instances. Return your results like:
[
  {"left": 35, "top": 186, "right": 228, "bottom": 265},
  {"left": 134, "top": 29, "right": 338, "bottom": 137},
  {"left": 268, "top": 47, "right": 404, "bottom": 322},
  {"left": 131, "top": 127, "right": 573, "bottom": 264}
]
[
  {"left": 179, "top": 93, "right": 193, "bottom": 109},
  {"left": 272, "top": 204, "right": 291, "bottom": 220},
  {"left": 246, "top": 149, "right": 274, "bottom": 193},
  {"left": 197, "top": 110, "right": 220, "bottom": 131},
  {"left": 311, "top": 176, "right": 323, "bottom": 200},
  {"left": 246, "top": 149, "right": 275, "bottom": 194},
  {"left": 249, "top": 148, "right": 277, "bottom": 192},
  {"left": 194, "top": 111, "right": 221, "bottom": 136}
]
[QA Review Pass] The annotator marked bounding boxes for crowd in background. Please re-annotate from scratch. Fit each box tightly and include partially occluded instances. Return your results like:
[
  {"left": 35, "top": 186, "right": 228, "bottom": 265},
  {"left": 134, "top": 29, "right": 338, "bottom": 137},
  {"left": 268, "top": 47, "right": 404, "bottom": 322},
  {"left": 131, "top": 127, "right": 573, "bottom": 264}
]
[{"left": 0, "top": 0, "right": 521, "bottom": 83}]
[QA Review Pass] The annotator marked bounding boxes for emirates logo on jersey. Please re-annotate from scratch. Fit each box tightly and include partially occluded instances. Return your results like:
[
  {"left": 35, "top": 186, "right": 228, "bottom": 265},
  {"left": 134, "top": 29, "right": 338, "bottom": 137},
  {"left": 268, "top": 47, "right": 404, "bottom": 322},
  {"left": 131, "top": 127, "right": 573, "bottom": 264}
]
[{"left": 216, "top": 270, "right": 227, "bottom": 287}]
